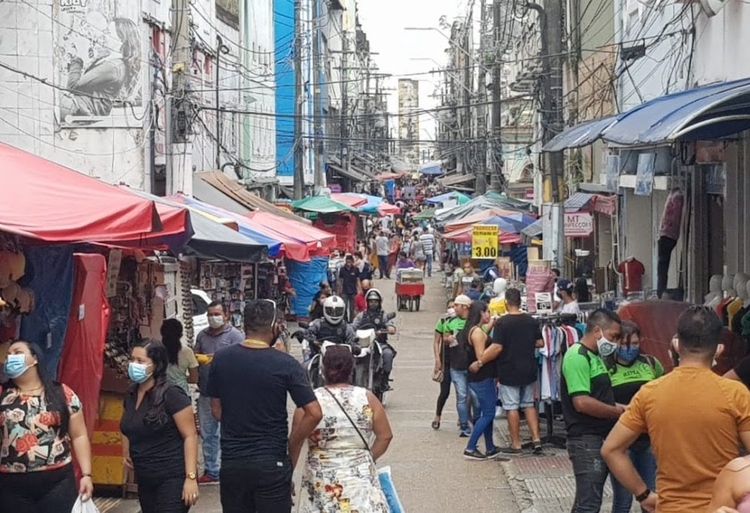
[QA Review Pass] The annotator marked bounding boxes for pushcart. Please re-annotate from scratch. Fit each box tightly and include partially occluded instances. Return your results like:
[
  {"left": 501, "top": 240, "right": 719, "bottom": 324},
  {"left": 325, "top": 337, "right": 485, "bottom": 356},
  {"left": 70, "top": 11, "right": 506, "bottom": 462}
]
[{"left": 395, "top": 268, "right": 425, "bottom": 311}]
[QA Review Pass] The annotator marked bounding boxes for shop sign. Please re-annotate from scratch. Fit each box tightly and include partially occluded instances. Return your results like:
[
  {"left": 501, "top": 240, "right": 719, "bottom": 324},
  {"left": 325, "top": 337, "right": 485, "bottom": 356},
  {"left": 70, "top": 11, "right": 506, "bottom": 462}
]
[
  {"left": 471, "top": 224, "right": 499, "bottom": 259},
  {"left": 535, "top": 292, "right": 553, "bottom": 315},
  {"left": 564, "top": 212, "right": 593, "bottom": 238},
  {"left": 525, "top": 188, "right": 535, "bottom": 200},
  {"left": 105, "top": 250, "right": 122, "bottom": 298}
]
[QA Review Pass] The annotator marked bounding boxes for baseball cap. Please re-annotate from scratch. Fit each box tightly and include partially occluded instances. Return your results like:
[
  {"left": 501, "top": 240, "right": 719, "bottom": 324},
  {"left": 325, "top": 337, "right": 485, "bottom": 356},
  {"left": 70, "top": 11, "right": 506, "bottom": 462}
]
[
  {"left": 454, "top": 295, "right": 472, "bottom": 306},
  {"left": 557, "top": 279, "right": 574, "bottom": 293}
]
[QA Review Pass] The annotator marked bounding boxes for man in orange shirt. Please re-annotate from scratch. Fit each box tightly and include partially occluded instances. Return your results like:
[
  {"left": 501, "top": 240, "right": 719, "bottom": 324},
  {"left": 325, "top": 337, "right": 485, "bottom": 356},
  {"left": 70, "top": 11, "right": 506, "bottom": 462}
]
[{"left": 602, "top": 306, "right": 750, "bottom": 513}]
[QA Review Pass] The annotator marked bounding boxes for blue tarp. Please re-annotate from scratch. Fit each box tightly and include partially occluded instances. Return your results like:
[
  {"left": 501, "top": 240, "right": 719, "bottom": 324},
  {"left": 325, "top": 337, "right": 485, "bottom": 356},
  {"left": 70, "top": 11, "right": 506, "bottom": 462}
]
[
  {"left": 19, "top": 246, "right": 74, "bottom": 378},
  {"left": 287, "top": 256, "right": 328, "bottom": 318},
  {"left": 419, "top": 163, "right": 443, "bottom": 175}
]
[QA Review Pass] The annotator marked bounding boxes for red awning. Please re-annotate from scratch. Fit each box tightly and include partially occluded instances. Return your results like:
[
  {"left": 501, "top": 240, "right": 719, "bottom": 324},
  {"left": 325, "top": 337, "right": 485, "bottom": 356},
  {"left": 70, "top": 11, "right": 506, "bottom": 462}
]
[
  {"left": 592, "top": 194, "right": 617, "bottom": 216},
  {"left": 246, "top": 211, "right": 336, "bottom": 261},
  {"left": 377, "top": 202, "right": 401, "bottom": 216},
  {"left": 443, "top": 226, "right": 522, "bottom": 245},
  {"left": 0, "top": 143, "right": 160, "bottom": 242},
  {"left": 331, "top": 193, "right": 368, "bottom": 208},
  {"left": 376, "top": 172, "right": 405, "bottom": 181}
]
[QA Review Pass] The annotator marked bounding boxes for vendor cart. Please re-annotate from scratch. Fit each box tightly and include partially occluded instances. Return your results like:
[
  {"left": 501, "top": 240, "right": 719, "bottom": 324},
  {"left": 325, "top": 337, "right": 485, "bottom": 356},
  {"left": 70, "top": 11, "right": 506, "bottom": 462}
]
[{"left": 396, "top": 268, "right": 425, "bottom": 311}]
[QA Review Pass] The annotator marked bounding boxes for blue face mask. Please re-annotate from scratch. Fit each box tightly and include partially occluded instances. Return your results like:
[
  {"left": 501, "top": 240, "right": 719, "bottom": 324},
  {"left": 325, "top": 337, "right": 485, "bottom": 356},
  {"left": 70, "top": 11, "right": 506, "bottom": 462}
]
[
  {"left": 4, "top": 354, "right": 29, "bottom": 379},
  {"left": 128, "top": 362, "right": 152, "bottom": 384},
  {"left": 617, "top": 346, "right": 640, "bottom": 364}
]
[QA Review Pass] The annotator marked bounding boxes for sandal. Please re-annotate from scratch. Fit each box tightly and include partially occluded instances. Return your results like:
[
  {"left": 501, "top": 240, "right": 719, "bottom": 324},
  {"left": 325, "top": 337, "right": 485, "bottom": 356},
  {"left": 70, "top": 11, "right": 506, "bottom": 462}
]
[{"left": 431, "top": 419, "right": 440, "bottom": 430}]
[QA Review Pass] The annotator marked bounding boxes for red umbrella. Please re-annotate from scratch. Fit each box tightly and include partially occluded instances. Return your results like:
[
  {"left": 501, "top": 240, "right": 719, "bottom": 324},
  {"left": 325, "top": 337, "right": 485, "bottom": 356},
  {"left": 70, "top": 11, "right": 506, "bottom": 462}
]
[
  {"left": 377, "top": 202, "right": 401, "bottom": 216},
  {"left": 331, "top": 193, "right": 368, "bottom": 208},
  {"left": 0, "top": 143, "right": 160, "bottom": 242},
  {"left": 376, "top": 172, "right": 405, "bottom": 181}
]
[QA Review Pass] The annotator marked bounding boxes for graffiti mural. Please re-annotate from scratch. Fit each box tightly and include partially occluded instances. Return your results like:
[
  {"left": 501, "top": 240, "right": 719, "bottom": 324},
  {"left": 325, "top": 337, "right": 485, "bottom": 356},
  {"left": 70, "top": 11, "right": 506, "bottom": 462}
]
[{"left": 54, "top": 0, "right": 143, "bottom": 127}]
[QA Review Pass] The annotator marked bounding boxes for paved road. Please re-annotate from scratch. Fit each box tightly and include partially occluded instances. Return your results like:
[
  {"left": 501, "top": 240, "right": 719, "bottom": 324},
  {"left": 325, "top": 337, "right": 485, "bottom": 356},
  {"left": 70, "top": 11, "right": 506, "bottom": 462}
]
[{"left": 106, "top": 273, "right": 521, "bottom": 513}]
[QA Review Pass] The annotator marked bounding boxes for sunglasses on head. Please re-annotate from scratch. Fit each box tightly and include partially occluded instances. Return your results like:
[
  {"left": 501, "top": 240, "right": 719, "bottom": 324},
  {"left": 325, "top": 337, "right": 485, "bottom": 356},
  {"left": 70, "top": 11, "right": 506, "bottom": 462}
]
[{"left": 260, "top": 299, "right": 277, "bottom": 328}]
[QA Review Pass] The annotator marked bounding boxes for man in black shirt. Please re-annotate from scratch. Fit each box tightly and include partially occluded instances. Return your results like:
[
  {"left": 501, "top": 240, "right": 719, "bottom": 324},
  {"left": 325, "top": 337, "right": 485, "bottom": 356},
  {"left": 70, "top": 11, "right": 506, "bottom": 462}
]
[
  {"left": 208, "top": 299, "right": 322, "bottom": 513},
  {"left": 488, "top": 288, "right": 544, "bottom": 454},
  {"left": 338, "top": 254, "right": 361, "bottom": 323}
]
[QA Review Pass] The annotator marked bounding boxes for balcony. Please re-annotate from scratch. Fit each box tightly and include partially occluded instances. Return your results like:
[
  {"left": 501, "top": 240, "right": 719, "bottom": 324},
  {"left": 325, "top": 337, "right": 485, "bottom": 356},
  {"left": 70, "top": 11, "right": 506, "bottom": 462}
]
[{"left": 507, "top": 22, "right": 542, "bottom": 94}]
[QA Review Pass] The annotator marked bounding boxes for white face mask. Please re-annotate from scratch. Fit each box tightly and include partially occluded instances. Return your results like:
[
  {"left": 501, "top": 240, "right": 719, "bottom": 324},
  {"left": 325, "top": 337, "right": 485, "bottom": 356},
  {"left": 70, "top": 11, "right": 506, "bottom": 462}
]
[
  {"left": 447, "top": 308, "right": 456, "bottom": 318},
  {"left": 208, "top": 315, "right": 225, "bottom": 329},
  {"left": 596, "top": 329, "right": 618, "bottom": 357}
]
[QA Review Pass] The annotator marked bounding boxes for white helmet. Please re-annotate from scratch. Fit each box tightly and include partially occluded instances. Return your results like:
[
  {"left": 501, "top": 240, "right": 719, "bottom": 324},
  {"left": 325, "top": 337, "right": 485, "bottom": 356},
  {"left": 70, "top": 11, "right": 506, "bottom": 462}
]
[
  {"left": 365, "top": 288, "right": 383, "bottom": 310},
  {"left": 323, "top": 295, "right": 346, "bottom": 325}
]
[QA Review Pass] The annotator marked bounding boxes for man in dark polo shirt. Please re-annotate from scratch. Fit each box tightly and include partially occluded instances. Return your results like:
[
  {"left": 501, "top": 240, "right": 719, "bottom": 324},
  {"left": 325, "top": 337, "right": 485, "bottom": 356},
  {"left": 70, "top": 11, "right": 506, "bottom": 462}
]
[
  {"left": 208, "top": 299, "right": 322, "bottom": 512},
  {"left": 561, "top": 309, "right": 625, "bottom": 513},
  {"left": 338, "top": 254, "right": 361, "bottom": 323}
]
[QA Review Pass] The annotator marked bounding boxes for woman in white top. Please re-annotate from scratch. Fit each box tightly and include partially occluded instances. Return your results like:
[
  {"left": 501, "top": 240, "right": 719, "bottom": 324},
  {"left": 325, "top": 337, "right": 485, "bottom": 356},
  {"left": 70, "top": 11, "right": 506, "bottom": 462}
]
[
  {"left": 160, "top": 319, "right": 198, "bottom": 395},
  {"left": 297, "top": 345, "right": 393, "bottom": 513}
]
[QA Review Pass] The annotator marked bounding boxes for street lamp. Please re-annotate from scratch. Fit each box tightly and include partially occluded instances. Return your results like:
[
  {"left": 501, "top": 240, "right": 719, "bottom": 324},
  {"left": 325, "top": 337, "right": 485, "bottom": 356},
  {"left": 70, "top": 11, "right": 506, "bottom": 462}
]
[{"left": 404, "top": 27, "right": 491, "bottom": 73}]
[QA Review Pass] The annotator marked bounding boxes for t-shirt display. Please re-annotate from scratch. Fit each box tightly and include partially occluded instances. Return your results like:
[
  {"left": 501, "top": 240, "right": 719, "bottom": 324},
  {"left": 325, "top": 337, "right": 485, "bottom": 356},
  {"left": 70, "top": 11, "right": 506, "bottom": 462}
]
[
  {"left": 493, "top": 314, "right": 543, "bottom": 387},
  {"left": 619, "top": 367, "right": 750, "bottom": 513},
  {"left": 561, "top": 343, "right": 616, "bottom": 438},
  {"left": 618, "top": 258, "right": 645, "bottom": 295}
]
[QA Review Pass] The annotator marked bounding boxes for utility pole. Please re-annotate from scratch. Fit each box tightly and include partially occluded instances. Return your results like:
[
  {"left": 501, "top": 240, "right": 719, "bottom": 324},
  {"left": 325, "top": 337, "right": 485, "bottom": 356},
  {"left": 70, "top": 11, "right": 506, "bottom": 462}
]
[
  {"left": 490, "top": 0, "right": 504, "bottom": 191},
  {"left": 215, "top": 36, "right": 229, "bottom": 170},
  {"left": 168, "top": 0, "right": 191, "bottom": 194},
  {"left": 341, "top": 33, "right": 350, "bottom": 182},
  {"left": 312, "top": 0, "right": 325, "bottom": 190},
  {"left": 293, "top": 0, "right": 305, "bottom": 199},
  {"left": 461, "top": 20, "right": 472, "bottom": 178},
  {"left": 475, "top": 0, "right": 488, "bottom": 194}
]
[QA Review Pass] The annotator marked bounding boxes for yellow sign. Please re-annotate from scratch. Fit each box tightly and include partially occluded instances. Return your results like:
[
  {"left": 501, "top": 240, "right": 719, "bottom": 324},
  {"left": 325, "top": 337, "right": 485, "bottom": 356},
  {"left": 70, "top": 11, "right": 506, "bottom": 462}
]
[{"left": 472, "top": 224, "right": 499, "bottom": 259}]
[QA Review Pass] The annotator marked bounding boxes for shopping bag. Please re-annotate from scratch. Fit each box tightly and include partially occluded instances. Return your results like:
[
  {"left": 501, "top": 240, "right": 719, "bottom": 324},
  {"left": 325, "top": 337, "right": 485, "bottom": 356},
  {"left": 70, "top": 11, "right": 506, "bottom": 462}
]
[
  {"left": 72, "top": 496, "right": 100, "bottom": 513},
  {"left": 377, "top": 466, "right": 405, "bottom": 513}
]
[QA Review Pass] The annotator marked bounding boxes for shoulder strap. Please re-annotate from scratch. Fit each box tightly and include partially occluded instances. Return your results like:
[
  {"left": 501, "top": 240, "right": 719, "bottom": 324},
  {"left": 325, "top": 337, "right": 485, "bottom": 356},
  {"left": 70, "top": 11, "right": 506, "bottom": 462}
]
[{"left": 324, "top": 387, "right": 370, "bottom": 451}]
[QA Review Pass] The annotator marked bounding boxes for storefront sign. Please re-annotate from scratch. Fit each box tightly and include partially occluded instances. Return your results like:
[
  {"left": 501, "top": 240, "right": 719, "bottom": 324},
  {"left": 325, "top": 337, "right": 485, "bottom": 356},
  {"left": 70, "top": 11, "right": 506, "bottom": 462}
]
[
  {"left": 564, "top": 212, "right": 594, "bottom": 238},
  {"left": 471, "top": 225, "right": 499, "bottom": 259},
  {"left": 105, "top": 250, "right": 122, "bottom": 298},
  {"left": 526, "top": 260, "right": 553, "bottom": 314},
  {"left": 535, "top": 292, "right": 553, "bottom": 315}
]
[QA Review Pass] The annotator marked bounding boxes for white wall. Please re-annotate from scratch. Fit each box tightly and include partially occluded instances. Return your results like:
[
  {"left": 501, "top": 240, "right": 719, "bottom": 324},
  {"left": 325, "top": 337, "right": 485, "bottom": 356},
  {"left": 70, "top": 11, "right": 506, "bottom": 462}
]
[
  {"left": 692, "top": 2, "right": 750, "bottom": 84},
  {"left": 0, "top": 0, "right": 160, "bottom": 189}
]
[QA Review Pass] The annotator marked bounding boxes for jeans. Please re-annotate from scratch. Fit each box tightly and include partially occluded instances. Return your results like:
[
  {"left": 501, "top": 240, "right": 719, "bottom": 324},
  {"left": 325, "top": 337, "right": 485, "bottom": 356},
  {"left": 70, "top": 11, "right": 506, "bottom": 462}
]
[
  {"left": 342, "top": 293, "right": 356, "bottom": 323},
  {"left": 377, "top": 255, "right": 390, "bottom": 278},
  {"left": 568, "top": 435, "right": 609, "bottom": 513},
  {"left": 449, "top": 368, "right": 480, "bottom": 429},
  {"left": 220, "top": 458, "right": 293, "bottom": 513},
  {"left": 137, "top": 474, "right": 189, "bottom": 513},
  {"left": 610, "top": 442, "right": 657, "bottom": 513},
  {"left": 0, "top": 463, "right": 77, "bottom": 513},
  {"left": 425, "top": 252, "right": 433, "bottom": 277},
  {"left": 198, "top": 394, "right": 221, "bottom": 479},
  {"left": 467, "top": 378, "right": 497, "bottom": 452},
  {"left": 381, "top": 343, "right": 396, "bottom": 373},
  {"left": 657, "top": 236, "right": 677, "bottom": 298}
]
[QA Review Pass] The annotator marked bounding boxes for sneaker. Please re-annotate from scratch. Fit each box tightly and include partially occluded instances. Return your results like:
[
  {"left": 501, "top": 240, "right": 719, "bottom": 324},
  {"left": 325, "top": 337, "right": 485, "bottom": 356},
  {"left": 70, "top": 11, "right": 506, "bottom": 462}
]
[
  {"left": 500, "top": 447, "right": 523, "bottom": 455},
  {"left": 198, "top": 474, "right": 219, "bottom": 485},
  {"left": 485, "top": 447, "right": 511, "bottom": 461},
  {"left": 459, "top": 428, "right": 472, "bottom": 437},
  {"left": 532, "top": 440, "right": 544, "bottom": 455},
  {"left": 463, "top": 449, "right": 487, "bottom": 461}
]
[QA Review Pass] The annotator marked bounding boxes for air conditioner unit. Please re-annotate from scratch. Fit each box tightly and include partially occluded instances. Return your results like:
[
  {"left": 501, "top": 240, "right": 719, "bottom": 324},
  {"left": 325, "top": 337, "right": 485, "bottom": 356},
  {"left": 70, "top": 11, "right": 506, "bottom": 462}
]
[{"left": 700, "top": 0, "right": 729, "bottom": 16}]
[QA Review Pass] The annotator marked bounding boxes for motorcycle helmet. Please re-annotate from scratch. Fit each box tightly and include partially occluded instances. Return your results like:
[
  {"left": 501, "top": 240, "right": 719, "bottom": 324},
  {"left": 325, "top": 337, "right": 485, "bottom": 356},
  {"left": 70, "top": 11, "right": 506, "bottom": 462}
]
[
  {"left": 323, "top": 295, "right": 346, "bottom": 325},
  {"left": 365, "top": 289, "right": 383, "bottom": 312}
]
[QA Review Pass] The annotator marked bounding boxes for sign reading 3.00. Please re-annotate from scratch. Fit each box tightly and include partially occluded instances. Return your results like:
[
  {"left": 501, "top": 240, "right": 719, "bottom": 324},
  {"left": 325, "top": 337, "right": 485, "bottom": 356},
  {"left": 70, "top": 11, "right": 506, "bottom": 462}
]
[{"left": 472, "top": 224, "right": 499, "bottom": 259}]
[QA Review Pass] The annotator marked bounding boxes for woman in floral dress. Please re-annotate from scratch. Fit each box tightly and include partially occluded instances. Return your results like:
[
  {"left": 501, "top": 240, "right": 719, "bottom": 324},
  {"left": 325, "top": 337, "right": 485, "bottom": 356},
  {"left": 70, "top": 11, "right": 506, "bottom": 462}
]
[
  {"left": 296, "top": 345, "right": 393, "bottom": 513},
  {"left": 0, "top": 340, "right": 93, "bottom": 512}
]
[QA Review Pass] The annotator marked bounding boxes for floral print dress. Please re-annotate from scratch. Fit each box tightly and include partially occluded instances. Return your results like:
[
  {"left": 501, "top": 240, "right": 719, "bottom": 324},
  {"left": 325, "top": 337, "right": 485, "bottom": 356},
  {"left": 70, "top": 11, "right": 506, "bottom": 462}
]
[
  {"left": 300, "top": 386, "right": 388, "bottom": 513},
  {"left": 0, "top": 384, "right": 81, "bottom": 473}
]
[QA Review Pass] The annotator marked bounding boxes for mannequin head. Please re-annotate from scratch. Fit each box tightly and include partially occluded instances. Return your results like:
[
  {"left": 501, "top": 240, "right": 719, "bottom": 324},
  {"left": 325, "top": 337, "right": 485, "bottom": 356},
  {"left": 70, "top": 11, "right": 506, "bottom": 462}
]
[
  {"left": 734, "top": 273, "right": 749, "bottom": 298},
  {"left": 722, "top": 274, "right": 736, "bottom": 296},
  {"left": 746, "top": 281, "right": 750, "bottom": 304},
  {"left": 494, "top": 278, "right": 508, "bottom": 298},
  {"left": 709, "top": 275, "right": 722, "bottom": 293},
  {"left": 738, "top": 279, "right": 750, "bottom": 301}
]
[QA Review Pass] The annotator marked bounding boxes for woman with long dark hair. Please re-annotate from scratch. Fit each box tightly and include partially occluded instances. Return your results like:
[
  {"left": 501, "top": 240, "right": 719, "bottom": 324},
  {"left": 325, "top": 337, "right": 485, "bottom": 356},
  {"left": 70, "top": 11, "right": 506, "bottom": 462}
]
[
  {"left": 603, "top": 321, "right": 662, "bottom": 513},
  {"left": 161, "top": 319, "right": 198, "bottom": 395},
  {"left": 120, "top": 339, "right": 199, "bottom": 512},
  {"left": 461, "top": 301, "right": 503, "bottom": 460},
  {"left": 0, "top": 340, "right": 93, "bottom": 511},
  {"left": 297, "top": 345, "right": 392, "bottom": 512}
]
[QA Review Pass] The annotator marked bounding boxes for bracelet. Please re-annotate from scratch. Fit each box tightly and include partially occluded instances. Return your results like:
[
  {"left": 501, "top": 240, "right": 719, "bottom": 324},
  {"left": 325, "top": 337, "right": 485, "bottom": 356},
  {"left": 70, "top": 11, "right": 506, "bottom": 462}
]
[
  {"left": 82, "top": 473, "right": 92, "bottom": 478},
  {"left": 635, "top": 488, "right": 651, "bottom": 502}
]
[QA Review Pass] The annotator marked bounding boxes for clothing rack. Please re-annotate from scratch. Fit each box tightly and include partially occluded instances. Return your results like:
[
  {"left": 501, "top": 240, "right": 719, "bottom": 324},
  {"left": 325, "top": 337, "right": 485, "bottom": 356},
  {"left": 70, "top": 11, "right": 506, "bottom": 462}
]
[{"left": 530, "top": 313, "right": 581, "bottom": 449}]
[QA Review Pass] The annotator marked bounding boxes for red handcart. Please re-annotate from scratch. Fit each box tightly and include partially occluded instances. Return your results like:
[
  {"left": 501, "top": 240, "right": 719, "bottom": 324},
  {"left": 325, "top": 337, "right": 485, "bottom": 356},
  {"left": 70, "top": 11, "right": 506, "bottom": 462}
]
[{"left": 395, "top": 268, "right": 425, "bottom": 312}]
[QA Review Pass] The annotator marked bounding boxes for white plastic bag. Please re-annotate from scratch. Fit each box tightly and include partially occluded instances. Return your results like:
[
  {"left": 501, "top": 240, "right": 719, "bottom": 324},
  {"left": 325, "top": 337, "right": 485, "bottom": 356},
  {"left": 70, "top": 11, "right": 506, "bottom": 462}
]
[{"left": 72, "top": 496, "right": 100, "bottom": 513}]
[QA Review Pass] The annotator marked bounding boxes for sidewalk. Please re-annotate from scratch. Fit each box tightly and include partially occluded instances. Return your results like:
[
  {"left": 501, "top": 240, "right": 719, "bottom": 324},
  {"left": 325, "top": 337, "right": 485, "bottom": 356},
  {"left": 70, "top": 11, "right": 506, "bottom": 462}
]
[{"left": 495, "top": 419, "right": 633, "bottom": 513}]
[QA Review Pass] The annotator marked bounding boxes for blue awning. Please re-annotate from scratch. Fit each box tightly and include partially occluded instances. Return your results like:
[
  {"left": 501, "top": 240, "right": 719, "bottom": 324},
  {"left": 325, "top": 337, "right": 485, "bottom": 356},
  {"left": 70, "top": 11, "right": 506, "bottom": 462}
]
[
  {"left": 542, "top": 116, "right": 619, "bottom": 152},
  {"left": 419, "top": 163, "right": 444, "bottom": 175},
  {"left": 565, "top": 192, "right": 594, "bottom": 212},
  {"left": 604, "top": 77, "right": 750, "bottom": 146}
]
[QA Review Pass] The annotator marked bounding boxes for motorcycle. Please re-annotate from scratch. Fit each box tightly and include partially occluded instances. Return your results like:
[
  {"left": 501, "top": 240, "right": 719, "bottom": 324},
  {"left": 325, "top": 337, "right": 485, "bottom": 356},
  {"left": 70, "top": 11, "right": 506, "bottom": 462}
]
[
  {"left": 354, "top": 312, "right": 397, "bottom": 403},
  {"left": 294, "top": 321, "right": 355, "bottom": 389}
]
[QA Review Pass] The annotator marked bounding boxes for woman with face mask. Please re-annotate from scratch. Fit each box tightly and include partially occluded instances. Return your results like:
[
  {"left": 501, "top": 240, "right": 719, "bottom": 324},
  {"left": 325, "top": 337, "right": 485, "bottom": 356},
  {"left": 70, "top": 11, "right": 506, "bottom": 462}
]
[
  {"left": 0, "top": 340, "right": 93, "bottom": 512},
  {"left": 604, "top": 321, "right": 663, "bottom": 513},
  {"left": 120, "top": 339, "right": 200, "bottom": 513}
]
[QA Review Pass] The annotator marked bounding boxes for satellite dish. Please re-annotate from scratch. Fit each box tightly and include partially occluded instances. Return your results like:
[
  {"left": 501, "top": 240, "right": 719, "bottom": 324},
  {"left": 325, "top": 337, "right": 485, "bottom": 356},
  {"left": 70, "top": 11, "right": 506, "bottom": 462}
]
[{"left": 700, "top": 0, "right": 729, "bottom": 16}]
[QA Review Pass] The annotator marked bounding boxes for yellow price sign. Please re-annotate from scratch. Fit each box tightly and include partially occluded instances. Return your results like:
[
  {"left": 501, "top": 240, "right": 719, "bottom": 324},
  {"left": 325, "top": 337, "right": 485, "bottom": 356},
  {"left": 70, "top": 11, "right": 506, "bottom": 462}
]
[{"left": 472, "top": 224, "right": 499, "bottom": 259}]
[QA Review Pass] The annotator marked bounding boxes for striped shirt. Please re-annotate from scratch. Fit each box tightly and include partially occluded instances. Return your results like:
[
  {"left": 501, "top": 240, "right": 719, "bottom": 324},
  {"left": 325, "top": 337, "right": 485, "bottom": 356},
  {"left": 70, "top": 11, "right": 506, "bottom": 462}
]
[{"left": 419, "top": 233, "right": 435, "bottom": 254}]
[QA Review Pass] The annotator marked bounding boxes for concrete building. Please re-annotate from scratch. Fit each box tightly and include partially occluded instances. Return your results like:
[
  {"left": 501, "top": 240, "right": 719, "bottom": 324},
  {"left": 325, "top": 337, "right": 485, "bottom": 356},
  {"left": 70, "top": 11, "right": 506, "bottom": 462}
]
[{"left": 397, "top": 79, "right": 420, "bottom": 163}]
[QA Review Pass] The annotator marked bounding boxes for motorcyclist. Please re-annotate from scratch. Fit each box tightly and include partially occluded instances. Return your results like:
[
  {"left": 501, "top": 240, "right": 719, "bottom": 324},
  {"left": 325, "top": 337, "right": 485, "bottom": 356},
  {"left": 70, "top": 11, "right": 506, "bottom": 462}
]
[
  {"left": 303, "top": 295, "right": 360, "bottom": 355},
  {"left": 351, "top": 288, "right": 397, "bottom": 386}
]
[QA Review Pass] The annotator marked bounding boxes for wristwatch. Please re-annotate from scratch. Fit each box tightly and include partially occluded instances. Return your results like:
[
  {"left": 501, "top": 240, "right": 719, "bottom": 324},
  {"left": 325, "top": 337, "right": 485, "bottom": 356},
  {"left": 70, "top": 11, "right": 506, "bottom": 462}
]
[
  {"left": 635, "top": 488, "right": 651, "bottom": 502},
  {"left": 187, "top": 471, "right": 197, "bottom": 480}
]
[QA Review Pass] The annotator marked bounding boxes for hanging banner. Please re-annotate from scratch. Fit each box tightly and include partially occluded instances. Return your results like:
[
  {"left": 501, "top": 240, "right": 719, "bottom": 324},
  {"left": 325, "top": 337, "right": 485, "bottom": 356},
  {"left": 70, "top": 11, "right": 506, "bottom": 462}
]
[
  {"left": 526, "top": 260, "right": 553, "bottom": 314},
  {"left": 471, "top": 225, "right": 499, "bottom": 259},
  {"left": 564, "top": 212, "right": 594, "bottom": 238}
]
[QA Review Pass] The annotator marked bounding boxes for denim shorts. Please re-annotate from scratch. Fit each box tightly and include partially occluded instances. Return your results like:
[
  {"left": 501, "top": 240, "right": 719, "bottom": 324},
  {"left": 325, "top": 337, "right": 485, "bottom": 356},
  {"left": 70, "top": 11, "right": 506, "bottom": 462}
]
[{"left": 498, "top": 382, "right": 536, "bottom": 410}]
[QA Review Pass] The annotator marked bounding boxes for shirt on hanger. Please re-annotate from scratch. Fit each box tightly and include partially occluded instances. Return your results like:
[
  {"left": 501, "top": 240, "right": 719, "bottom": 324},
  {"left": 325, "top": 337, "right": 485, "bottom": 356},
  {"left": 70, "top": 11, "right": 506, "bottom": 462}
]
[{"left": 618, "top": 259, "right": 645, "bottom": 295}]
